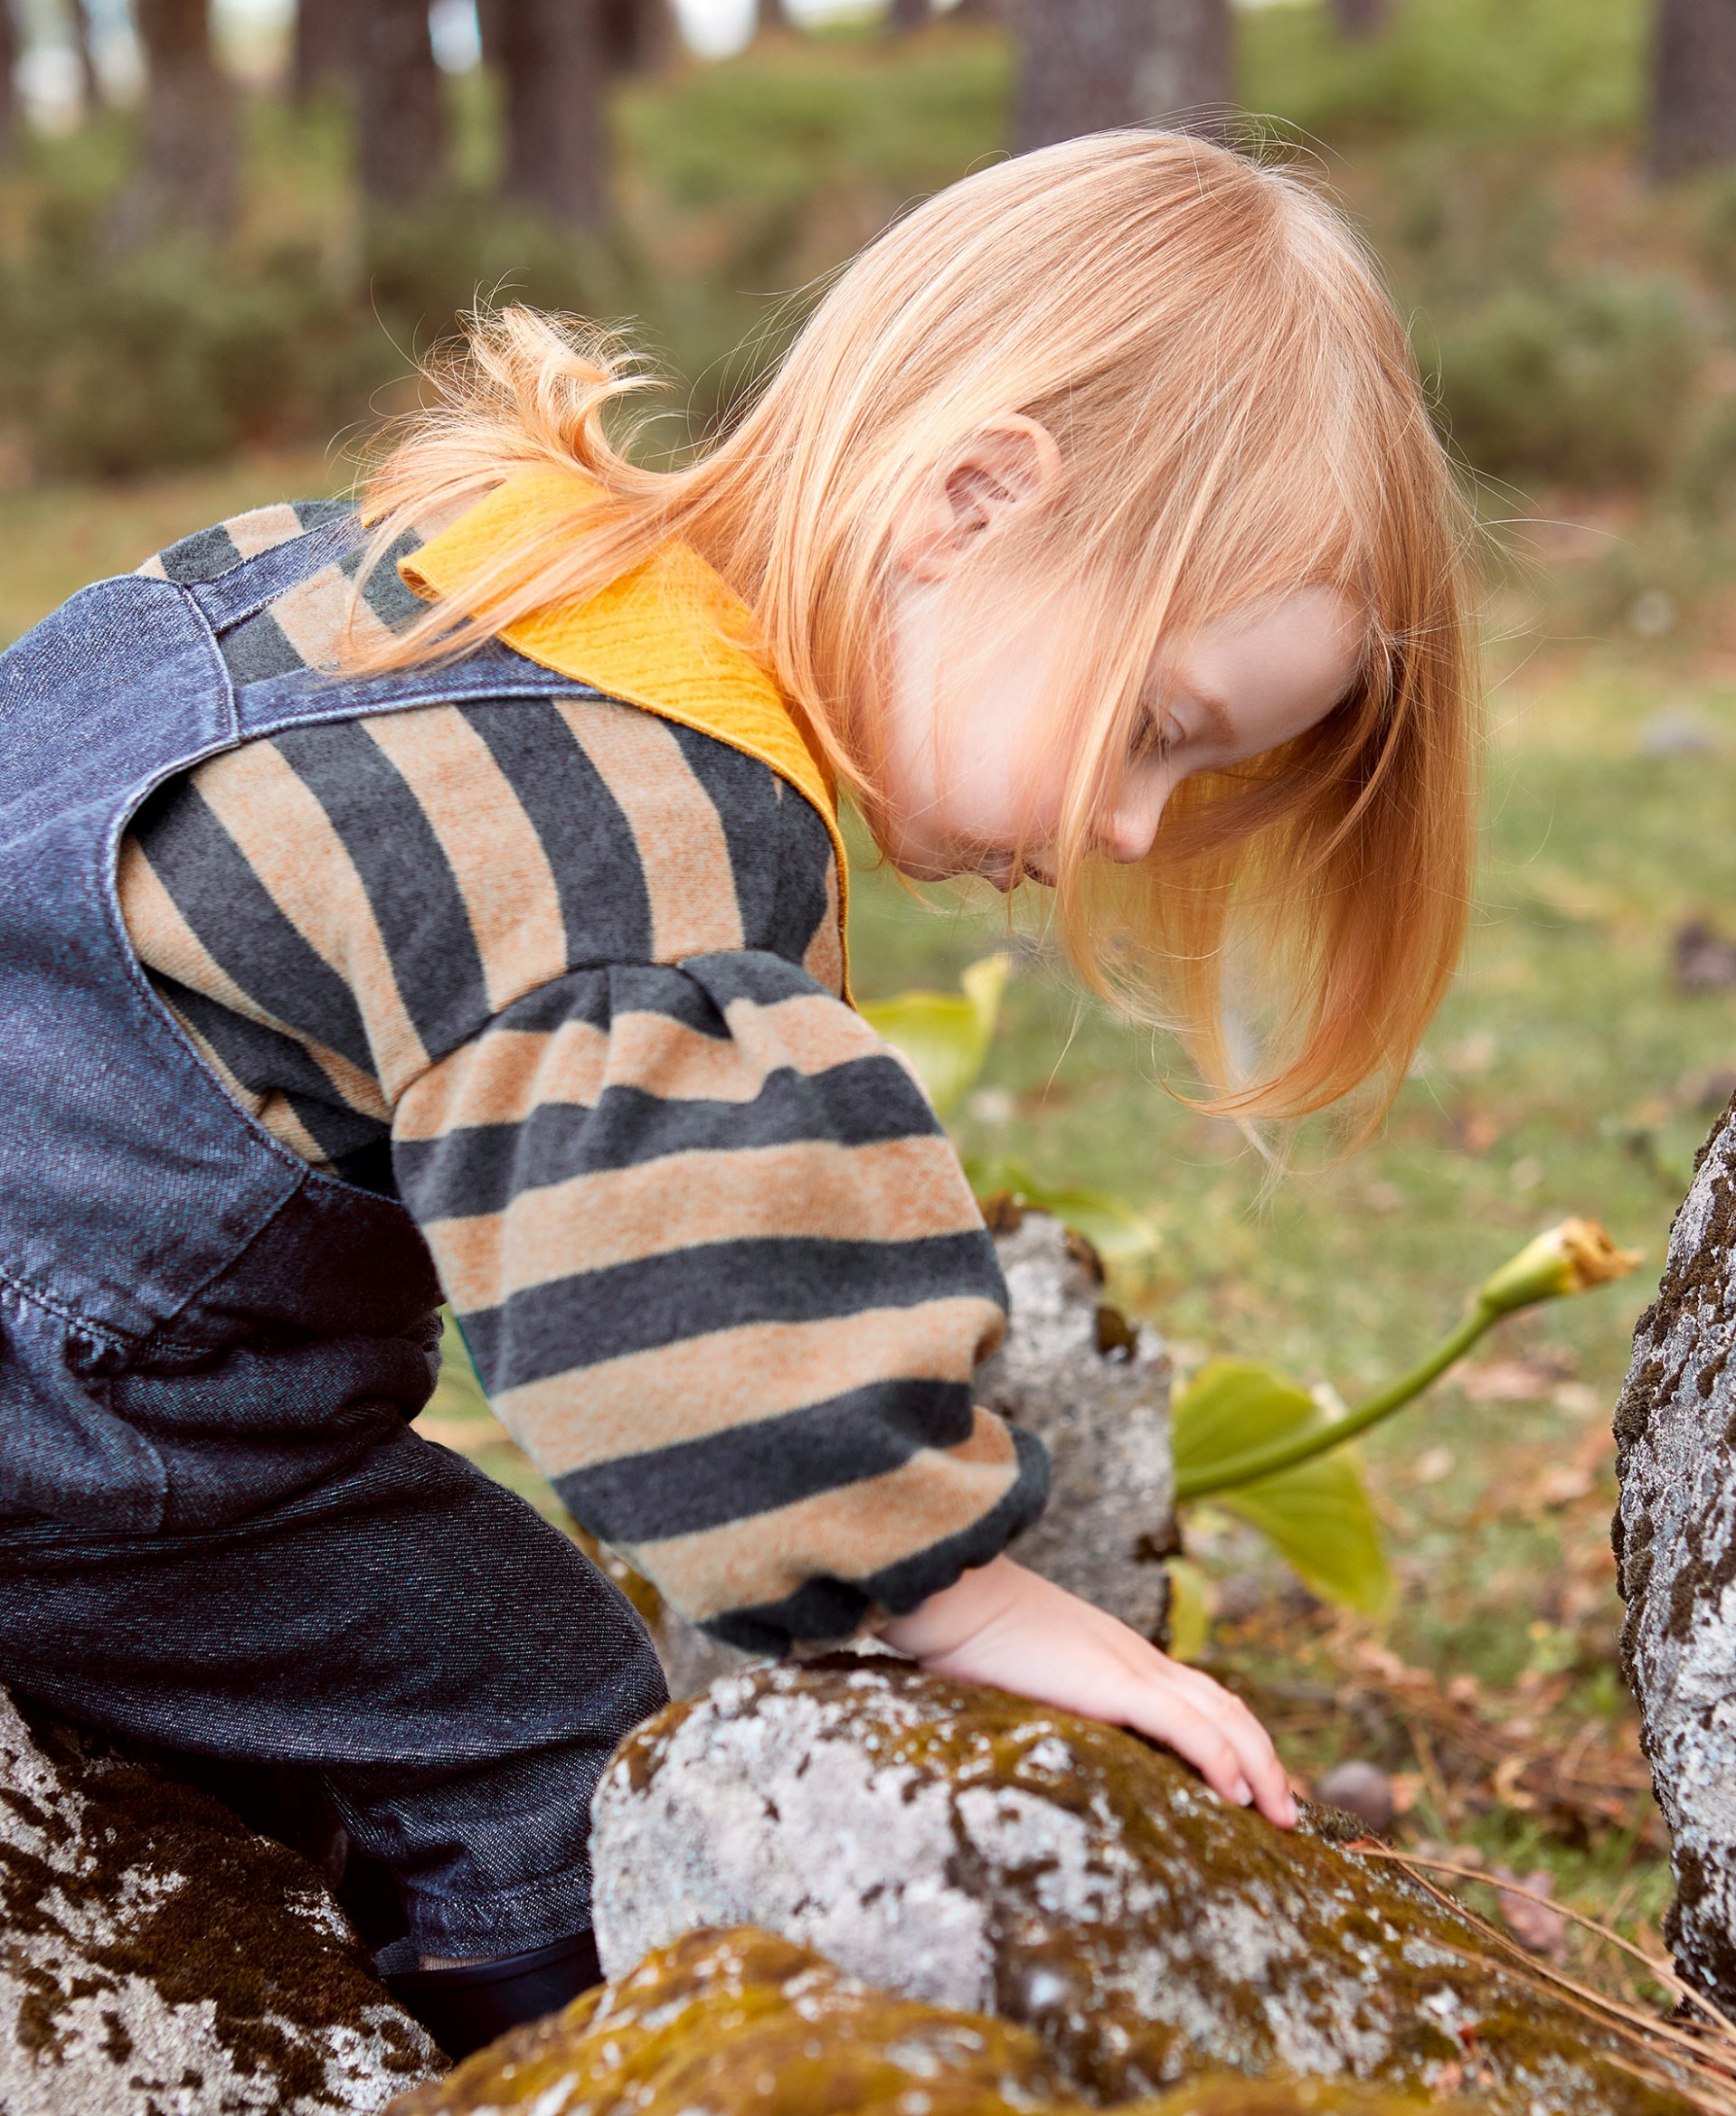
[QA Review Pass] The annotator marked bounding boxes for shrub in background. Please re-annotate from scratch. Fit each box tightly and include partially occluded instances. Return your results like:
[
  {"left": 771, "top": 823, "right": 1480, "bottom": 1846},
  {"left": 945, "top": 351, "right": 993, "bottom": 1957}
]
[
  {"left": 1423, "top": 275, "right": 1705, "bottom": 490},
  {"left": 0, "top": 209, "right": 354, "bottom": 478}
]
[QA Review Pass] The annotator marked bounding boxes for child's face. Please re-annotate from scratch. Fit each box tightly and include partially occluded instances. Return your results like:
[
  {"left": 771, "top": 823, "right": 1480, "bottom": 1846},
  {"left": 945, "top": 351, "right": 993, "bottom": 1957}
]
[{"left": 880, "top": 573, "right": 1361, "bottom": 892}]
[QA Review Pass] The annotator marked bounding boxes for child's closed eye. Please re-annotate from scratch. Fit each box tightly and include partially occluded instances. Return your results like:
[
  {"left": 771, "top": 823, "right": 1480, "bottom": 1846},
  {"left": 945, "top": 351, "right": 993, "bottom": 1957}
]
[{"left": 1130, "top": 710, "right": 1179, "bottom": 762}]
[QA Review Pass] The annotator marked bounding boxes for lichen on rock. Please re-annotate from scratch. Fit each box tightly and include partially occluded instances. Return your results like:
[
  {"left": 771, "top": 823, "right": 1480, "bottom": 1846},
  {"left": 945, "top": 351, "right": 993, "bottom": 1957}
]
[
  {"left": 590, "top": 1660, "right": 1691, "bottom": 2114},
  {"left": 974, "top": 1207, "right": 1175, "bottom": 1641},
  {"left": 0, "top": 1685, "right": 440, "bottom": 2115},
  {"left": 382, "top": 1923, "right": 1454, "bottom": 2116},
  {"left": 1616, "top": 1092, "right": 1736, "bottom": 2014}
]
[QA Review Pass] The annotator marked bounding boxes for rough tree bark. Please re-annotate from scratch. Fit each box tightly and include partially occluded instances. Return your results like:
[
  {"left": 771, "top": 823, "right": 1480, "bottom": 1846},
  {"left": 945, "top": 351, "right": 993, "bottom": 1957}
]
[
  {"left": 67, "top": 0, "right": 103, "bottom": 113},
  {"left": 496, "top": 0, "right": 609, "bottom": 227},
  {"left": 888, "top": 0, "right": 931, "bottom": 31},
  {"left": 1651, "top": 0, "right": 1736, "bottom": 178},
  {"left": 124, "top": 0, "right": 239, "bottom": 238},
  {"left": 1012, "top": 0, "right": 1231, "bottom": 152},
  {"left": 1329, "top": 0, "right": 1389, "bottom": 34},
  {"left": 291, "top": 0, "right": 352, "bottom": 102},
  {"left": 354, "top": 0, "right": 446, "bottom": 205}
]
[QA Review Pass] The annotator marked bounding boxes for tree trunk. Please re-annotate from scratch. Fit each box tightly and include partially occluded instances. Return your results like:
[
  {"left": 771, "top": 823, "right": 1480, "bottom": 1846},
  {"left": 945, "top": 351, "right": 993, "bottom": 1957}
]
[
  {"left": 497, "top": 0, "right": 609, "bottom": 227},
  {"left": 67, "top": 0, "right": 104, "bottom": 113},
  {"left": 1651, "top": 0, "right": 1736, "bottom": 178},
  {"left": 125, "top": 0, "right": 239, "bottom": 237},
  {"left": 292, "top": 0, "right": 352, "bottom": 101},
  {"left": 477, "top": 0, "right": 506, "bottom": 67},
  {"left": 0, "top": 0, "right": 18, "bottom": 159},
  {"left": 1013, "top": 0, "right": 1230, "bottom": 152},
  {"left": 599, "top": 0, "right": 678, "bottom": 72},
  {"left": 888, "top": 0, "right": 930, "bottom": 31},
  {"left": 355, "top": 0, "right": 446, "bottom": 205},
  {"left": 951, "top": 0, "right": 1003, "bottom": 19},
  {"left": 1328, "top": 0, "right": 1389, "bottom": 33}
]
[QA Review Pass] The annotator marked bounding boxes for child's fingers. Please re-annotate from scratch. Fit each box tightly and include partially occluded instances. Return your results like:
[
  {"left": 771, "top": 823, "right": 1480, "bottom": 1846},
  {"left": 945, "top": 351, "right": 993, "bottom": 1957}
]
[
  {"left": 1155, "top": 1659, "right": 1294, "bottom": 1818},
  {"left": 1110, "top": 1681, "right": 1265, "bottom": 1809}
]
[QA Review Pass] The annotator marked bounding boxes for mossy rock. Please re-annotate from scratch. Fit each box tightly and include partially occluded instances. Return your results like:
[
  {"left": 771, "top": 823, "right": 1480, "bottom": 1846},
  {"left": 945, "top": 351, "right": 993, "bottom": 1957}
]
[
  {"left": 382, "top": 1924, "right": 1449, "bottom": 2116},
  {"left": 0, "top": 1685, "right": 439, "bottom": 2114},
  {"left": 590, "top": 1660, "right": 1694, "bottom": 2115}
]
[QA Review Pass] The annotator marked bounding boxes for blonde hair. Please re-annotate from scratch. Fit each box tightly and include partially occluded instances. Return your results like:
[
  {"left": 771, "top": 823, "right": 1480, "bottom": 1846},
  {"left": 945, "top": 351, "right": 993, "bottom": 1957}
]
[{"left": 355, "top": 129, "right": 1477, "bottom": 1129}]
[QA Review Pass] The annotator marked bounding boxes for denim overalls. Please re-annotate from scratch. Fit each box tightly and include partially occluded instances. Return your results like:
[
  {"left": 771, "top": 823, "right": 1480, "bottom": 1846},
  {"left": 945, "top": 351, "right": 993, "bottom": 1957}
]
[{"left": 0, "top": 524, "right": 666, "bottom": 1960}]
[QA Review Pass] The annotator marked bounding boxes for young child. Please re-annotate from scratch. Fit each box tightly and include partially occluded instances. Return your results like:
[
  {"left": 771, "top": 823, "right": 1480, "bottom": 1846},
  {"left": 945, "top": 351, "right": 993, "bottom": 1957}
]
[{"left": 0, "top": 131, "right": 1473, "bottom": 2054}]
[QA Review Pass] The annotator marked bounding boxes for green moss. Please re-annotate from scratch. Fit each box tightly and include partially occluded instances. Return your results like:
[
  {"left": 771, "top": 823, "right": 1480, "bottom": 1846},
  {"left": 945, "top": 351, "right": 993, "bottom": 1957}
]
[
  {"left": 387, "top": 1925, "right": 1069, "bottom": 2116},
  {"left": 0, "top": 1704, "right": 429, "bottom": 2092},
  {"left": 386, "top": 1926, "right": 1464, "bottom": 2116}
]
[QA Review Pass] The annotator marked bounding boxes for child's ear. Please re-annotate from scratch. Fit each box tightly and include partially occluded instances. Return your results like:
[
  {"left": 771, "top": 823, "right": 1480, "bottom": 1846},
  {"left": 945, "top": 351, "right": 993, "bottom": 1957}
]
[{"left": 895, "top": 415, "right": 1061, "bottom": 583}]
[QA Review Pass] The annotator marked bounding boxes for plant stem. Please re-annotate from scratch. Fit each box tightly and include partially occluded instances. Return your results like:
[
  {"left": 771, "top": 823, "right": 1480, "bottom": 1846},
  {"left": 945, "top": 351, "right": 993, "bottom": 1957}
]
[{"left": 1173, "top": 1304, "right": 1497, "bottom": 1502}]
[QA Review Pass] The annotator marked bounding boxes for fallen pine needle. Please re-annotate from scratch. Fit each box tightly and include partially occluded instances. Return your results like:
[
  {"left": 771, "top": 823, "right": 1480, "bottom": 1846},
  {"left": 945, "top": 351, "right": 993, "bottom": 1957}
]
[{"left": 1346, "top": 1841, "right": 1736, "bottom": 2114}]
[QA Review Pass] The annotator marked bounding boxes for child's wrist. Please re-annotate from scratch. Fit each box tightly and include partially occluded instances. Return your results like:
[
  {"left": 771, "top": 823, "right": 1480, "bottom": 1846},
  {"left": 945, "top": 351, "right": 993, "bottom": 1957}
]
[{"left": 879, "top": 1553, "right": 1021, "bottom": 1660}]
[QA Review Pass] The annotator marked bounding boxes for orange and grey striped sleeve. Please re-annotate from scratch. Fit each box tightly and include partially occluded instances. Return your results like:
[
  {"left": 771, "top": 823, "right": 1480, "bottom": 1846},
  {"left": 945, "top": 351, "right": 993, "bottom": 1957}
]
[{"left": 117, "top": 541, "right": 1048, "bottom": 1649}]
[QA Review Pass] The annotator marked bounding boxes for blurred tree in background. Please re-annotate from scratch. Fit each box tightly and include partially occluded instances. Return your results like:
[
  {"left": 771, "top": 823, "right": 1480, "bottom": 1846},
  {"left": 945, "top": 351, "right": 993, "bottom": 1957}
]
[
  {"left": 67, "top": 0, "right": 102, "bottom": 110},
  {"left": 122, "top": 0, "right": 238, "bottom": 236},
  {"left": 1013, "top": 0, "right": 1229, "bottom": 148},
  {"left": 355, "top": 0, "right": 446, "bottom": 202},
  {"left": 496, "top": 0, "right": 607, "bottom": 225},
  {"left": 0, "top": 1, "right": 17, "bottom": 163},
  {"left": 0, "top": 0, "right": 1731, "bottom": 505},
  {"left": 290, "top": 0, "right": 349, "bottom": 102},
  {"left": 1649, "top": 0, "right": 1736, "bottom": 175}
]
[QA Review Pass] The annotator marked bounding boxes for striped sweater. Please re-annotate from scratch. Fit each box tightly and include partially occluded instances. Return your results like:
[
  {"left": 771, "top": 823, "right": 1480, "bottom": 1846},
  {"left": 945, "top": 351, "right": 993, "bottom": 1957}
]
[{"left": 118, "top": 501, "right": 1049, "bottom": 1652}]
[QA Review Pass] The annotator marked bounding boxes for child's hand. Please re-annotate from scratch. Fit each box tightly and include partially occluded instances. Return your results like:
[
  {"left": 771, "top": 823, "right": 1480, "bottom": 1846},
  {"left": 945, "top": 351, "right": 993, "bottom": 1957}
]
[{"left": 880, "top": 1555, "right": 1297, "bottom": 1828}]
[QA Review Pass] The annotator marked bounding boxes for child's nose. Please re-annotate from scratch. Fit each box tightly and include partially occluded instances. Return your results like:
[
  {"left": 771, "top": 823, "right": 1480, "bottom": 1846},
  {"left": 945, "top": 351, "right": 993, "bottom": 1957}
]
[{"left": 1099, "top": 788, "right": 1167, "bottom": 864}]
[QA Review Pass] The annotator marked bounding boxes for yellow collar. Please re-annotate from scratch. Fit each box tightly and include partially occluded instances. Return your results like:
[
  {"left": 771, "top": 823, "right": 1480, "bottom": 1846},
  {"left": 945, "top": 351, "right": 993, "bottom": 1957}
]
[{"left": 400, "top": 471, "right": 849, "bottom": 984}]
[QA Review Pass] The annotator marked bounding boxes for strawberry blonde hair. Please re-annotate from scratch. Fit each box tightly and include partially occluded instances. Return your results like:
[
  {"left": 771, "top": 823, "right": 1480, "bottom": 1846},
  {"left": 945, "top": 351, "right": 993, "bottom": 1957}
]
[{"left": 355, "top": 129, "right": 1477, "bottom": 1129}]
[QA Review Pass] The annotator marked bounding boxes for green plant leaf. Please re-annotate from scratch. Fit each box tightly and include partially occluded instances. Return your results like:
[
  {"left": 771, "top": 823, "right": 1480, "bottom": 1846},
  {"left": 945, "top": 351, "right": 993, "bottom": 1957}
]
[
  {"left": 429, "top": 1306, "right": 493, "bottom": 1425},
  {"left": 859, "top": 951, "right": 1009, "bottom": 1120},
  {"left": 1218, "top": 1455, "right": 1393, "bottom": 1617},
  {"left": 964, "top": 1154, "right": 1162, "bottom": 1267},
  {"left": 1164, "top": 1558, "right": 1213, "bottom": 1663},
  {"left": 1171, "top": 1357, "right": 1321, "bottom": 1479},
  {"left": 1172, "top": 1359, "right": 1393, "bottom": 1615},
  {"left": 1023, "top": 1183, "right": 1162, "bottom": 1266}
]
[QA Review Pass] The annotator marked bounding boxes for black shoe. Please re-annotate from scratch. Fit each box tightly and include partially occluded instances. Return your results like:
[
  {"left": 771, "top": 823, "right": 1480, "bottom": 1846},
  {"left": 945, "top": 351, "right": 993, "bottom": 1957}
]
[{"left": 383, "top": 1930, "right": 603, "bottom": 2059}]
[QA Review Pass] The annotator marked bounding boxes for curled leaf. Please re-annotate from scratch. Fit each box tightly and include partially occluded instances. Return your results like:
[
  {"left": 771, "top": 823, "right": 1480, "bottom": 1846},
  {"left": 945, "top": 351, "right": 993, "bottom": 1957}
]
[{"left": 1477, "top": 1218, "right": 1642, "bottom": 1318}]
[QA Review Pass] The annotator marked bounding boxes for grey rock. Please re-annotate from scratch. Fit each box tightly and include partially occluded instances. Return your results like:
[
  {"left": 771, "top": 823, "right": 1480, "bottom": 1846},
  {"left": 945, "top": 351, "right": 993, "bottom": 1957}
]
[
  {"left": 1616, "top": 1095, "right": 1736, "bottom": 2011},
  {"left": 0, "top": 1686, "right": 441, "bottom": 2114},
  {"left": 649, "top": 1209, "right": 1176, "bottom": 1696},
  {"left": 975, "top": 1208, "right": 1176, "bottom": 1639},
  {"left": 591, "top": 1658, "right": 1687, "bottom": 2112}
]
